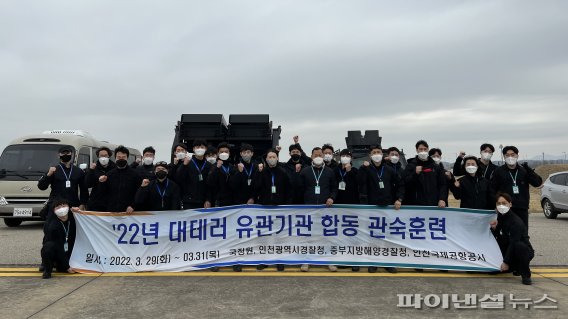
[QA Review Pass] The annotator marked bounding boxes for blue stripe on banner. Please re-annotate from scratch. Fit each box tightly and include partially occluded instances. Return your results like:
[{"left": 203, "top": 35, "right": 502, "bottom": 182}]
[
  {"left": 192, "top": 204, "right": 496, "bottom": 215},
  {"left": 192, "top": 260, "right": 498, "bottom": 272}
]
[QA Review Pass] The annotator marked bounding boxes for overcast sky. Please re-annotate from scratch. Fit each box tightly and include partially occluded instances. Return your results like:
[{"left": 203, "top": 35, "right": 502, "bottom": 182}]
[{"left": 1, "top": 0, "right": 567, "bottom": 163}]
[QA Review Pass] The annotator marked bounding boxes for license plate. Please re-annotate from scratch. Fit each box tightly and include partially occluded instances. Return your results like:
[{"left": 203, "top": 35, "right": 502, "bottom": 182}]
[{"left": 13, "top": 208, "right": 33, "bottom": 217}]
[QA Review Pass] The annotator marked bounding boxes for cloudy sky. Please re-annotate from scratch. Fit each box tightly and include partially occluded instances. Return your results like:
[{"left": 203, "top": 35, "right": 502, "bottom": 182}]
[{"left": 1, "top": 0, "right": 567, "bottom": 163}]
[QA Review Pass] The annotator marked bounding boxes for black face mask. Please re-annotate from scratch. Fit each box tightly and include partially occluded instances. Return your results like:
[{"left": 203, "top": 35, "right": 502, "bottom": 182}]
[
  {"left": 116, "top": 159, "right": 128, "bottom": 169},
  {"left": 291, "top": 154, "right": 301, "bottom": 161},
  {"left": 155, "top": 170, "right": 168, "bottom": 180},
  {"left": 60, "top": 154, "right": 72, "bottom": 163}
]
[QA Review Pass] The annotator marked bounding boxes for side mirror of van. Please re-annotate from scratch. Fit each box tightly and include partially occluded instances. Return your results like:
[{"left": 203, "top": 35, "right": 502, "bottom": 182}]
[{"left": 79, "top": 163, "right": 88, "bottom": 170}]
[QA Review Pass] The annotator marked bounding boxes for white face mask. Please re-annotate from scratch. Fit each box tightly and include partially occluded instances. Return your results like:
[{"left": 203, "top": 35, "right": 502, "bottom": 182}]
[
  {"left": 371, "top": 154, "right": 383, "bottom": 163},
  {"left": 54, "top": 206, "right": 69, "bottom": 217},
  {"left": 219, "top": 152, "right": 230, "bottom": 161},
  {"left": 497, "top": 205, "right": 510, "bottom": 215},
  {"left": 417, "top": 151, "right": 429, "bottom": 160},
  {"left": 98, "top": 157, "right": 109, "bottom": 166},
  {"left": 465, "top": 166, "right": 478, "bottom": 174},
  {"left": 206, "top": 156, "right": 217, "bottom": 164},
  {"left": 340, "top": 156, "right": 351, "bottom": 165},
  {"left": 432, "top": 157, "right": 441, "bottom": 164},
  {"left": 390, "top": 156, "right": 399, "bottom": 164},
  {"left": 323, "top": 154, "right": 333, "bottom": 162},
  {"left": 176, "top": 152, "right": 186, "bottom": 160},
  {"left": 241, "top": 154, "right": 252, "bottom": 163},
  {"left": 194, "top": 148, "right": 205, "bottom": 157},
  {"left": 481, "top": 152, "right": 493, "bottom": 161},
  {"left": 505, "top": 156, "right": 517, "bottom": 166},
  {"left": 312, "top": 157, "right": 324, "bottom": 166},
  {"left": 267, "top": 158, "right": 278, "bottom": 167},
  {"left": 143, "top": 157, "right": 154, "bottom": 166}
]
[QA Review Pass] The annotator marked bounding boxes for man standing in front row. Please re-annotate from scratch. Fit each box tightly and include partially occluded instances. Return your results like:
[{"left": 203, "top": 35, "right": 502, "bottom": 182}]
[{"left": 98, "top": 146, "right": 142, "bottom": 213}]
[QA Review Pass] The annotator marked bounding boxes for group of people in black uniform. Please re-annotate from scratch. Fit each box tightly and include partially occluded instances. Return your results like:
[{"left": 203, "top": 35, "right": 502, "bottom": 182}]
[{"left": 37, "top": 136, "right": 542, "bottom": 285}]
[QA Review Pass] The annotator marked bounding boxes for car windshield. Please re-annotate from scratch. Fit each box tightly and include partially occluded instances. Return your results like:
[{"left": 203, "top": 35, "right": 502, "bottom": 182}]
[{"left": 0, "top": 144, "right": 73, "bottom": 178}]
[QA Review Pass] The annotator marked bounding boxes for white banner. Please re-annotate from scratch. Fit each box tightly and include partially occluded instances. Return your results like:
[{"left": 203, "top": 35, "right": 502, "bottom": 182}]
[{"left": 70, "top": 205, "right": 502, "bottom": 273}]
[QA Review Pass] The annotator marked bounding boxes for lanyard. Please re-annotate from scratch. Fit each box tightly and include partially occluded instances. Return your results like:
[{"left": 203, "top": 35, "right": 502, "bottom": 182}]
[
  {"left": 191, "top": 159, "right": 207, "bottom": 173},
  {"left": 338, "top": 167, "right": 347, "bottom": 181},
  {"left": 221, "top": 165, "right": 230, "bottom": 175},
  {"left": 483, "top": 165, "right": 490, "bottom": 179},
  {"left": 372, "top": 165, "right": 385, "bottom": 181},
  {"left": 243, "top": 162, "right": 254, "bottom": 178},
  {"left": 311, "top": 166, "right": 324, "bottom": 186},
  {"left": 508, "top": 169, "right": 518, "bottom": 185},
  {"left": 271, "top": 172, "right": 275, "bottom": 187},
  {"left": 156, "top": 180, "right": 169, "bottom": 201},
  {"left": 59, "top": 164, "right": 73, "bottom": 182},
  {"left": 60, "top": 220, "right": 69, "bottom": 242}
]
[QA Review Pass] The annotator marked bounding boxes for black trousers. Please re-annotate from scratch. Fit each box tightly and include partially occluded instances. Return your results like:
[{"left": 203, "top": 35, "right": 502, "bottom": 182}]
[
  {"left": 41, "top": 241, "right": 70, "bottom": 273},
  {"left": 512, "top": 207, "right": 529, "bottom": 228},
  {"left": 500, "top": 241, "right": 534, "bottom": 276}
]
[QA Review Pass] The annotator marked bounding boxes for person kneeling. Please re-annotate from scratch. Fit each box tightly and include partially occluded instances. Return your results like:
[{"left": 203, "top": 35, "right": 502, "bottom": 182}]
[{"left": 41, "top": 199, "right": 77, "bottom": 279}]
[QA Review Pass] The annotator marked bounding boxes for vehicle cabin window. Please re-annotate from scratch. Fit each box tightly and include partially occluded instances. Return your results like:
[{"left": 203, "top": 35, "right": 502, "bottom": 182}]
[
  {"left": 128, "top": 154, "right": 137, "bottom": 164},
  {"left": 550, "top": 174, "right": 567, "bottom": 186},
  {"left": 78, "top": 146, "right": 91, "bottom": 166}
]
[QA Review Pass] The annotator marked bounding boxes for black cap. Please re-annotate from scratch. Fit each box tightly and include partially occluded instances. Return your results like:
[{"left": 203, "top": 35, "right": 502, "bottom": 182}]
[
  {"left": 155, "top": 161, "right": 169, "bottom": 170},
  {"left": 58, "top": 145, "right": 73, "bottom": 153}
]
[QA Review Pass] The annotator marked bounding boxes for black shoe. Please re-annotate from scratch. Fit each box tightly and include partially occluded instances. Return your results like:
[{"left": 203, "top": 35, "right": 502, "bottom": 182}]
[
  {"left": 276, "top": 265, "right": 285, "bottom": 271},
  {"left": 233, "top": 265, "right": 242, "bottom": 272},
  {"left": 42, "top": 271, "right": 51, "bottom": 279},
  {"left": 337, "top": 266, "right": 349, "bottom": 269},
  {"left": 210, "top": 267, "right": 219, "bottom": 272},
  {"left": 368, "top": 266, "right": 378, "bottom": 273},
  {"left": 38, "top": 263, "right": 45, "bottom": 272},
  {"left": 415, "top": 268, "right": 424, "bottom": 272},
  {"left": 512, "top": 271, "right": 520, "bottom": 276},
  {"left": 256, "top": 265, "right": 267, "bottom": 271},
  {"left": 521, "top": 276, "right": 532, "bottom": 285},
  {"left": 352, "top": 266, "right": 360, "bottom": 272},
  {"left": 385, "top": 267, "right": 398, "bottom": 273},
  {"left": 440, "top": 270, "right": 449, "bottom": 273}
]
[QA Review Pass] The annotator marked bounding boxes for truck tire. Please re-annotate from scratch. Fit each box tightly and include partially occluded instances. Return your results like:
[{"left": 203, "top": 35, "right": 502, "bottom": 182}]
[{"left": 4, "top": 218, "right": 23, "bottom": 227}]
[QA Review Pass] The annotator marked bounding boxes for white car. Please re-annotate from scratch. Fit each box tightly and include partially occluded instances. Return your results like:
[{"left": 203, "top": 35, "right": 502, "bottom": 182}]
[{"left": 541, "top": 171, "right": 568, "bottom": 219}]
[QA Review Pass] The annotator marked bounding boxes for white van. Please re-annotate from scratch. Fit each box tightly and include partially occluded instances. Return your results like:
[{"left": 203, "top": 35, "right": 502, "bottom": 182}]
[{"left": 0, "top": 130, "right": 141, "bottom": 227}]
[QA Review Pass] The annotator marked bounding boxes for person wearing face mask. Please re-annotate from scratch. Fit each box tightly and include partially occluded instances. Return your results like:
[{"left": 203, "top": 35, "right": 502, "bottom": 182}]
[
  {"left": 333, "top": 149, "right": 359, "bottom": 205},
  {"left": 98, "top": 146, "right": 142, "bottom": 213},
  {"left": 207, "top": 142, "right": 237, "bottom": 208},
  {"left": 449, "top": 156, "right": 495, "bottom": 209},
  {"left": 403, "top": 140, "right": 448, "bottom": 208},
  {"left": 284, "top": 136, "right": 313, "bottom": 204},
  {"left": 41, "top": 199, "right": 78, "bottom": 279},
  {"left": 491, "top": 146, "right": 543, "bottom": 228},
  {"left": 177, "top": 140, "right": 213, "bottom": 209},
  {"left": 169, "top": 143, "right": 189, "bottom": 183},
  {"left": 357, "top": 146, "right": 404, "bottom": 274},
  {"left": 134, "top": 146, "right": 156, "bottom": 181},
  {"left": 135, "top": 162, "right": 181, "bottom": 211},
  {"left": 491, "top": 193, "right": 534, "bottom": 285},
  {"left": 322, "top": 144, "right": 338, "bottom": 169},
  {"left": 453, "top": 144, "right": 498, "bottom": 180},
  {"left": 429, "top": 148, "right": 451, "bottom": 207},
  {"left": 205, "top": 147, "right": 218, "bottom": 165},
  {"left": 233, "top": 143, "right": 259, "bottom": 204},
  {"left": 299, "top": 147, "right": 338, "bottom": 272},
  {"left": 85, "top": 147, "right": 116, "bottom": 211},
  {"left": 385, "top": 147, "right": 403, "bottom": 178}
]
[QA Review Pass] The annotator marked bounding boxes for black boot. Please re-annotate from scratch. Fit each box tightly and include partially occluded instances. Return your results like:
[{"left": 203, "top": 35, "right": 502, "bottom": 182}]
[
  {"left": 210, "top": 267, "right": 220, "bottom": 272},
  {"left": 38, "top": 263, "right": 45, "bottom": 272},
  {"left": 276, "top": 264, "right": 285, "bottom": 271},
  {"left": 42, "top": 261, "right": 52, "bottom": 279},
  {"left": 352, "top": 266, "right": 360, "bottom": 272},
  {"left": 233, "top": 265, "right": 242, "bottom": 272},
  {"left": 368, "top": 266, "right": 377, "bottom": 273},
  {"left": 385, "top": 267, "right": 398, "bottom": 273},
  {"left": 256, "top": 265, "right": 267, "bottom": 271}
]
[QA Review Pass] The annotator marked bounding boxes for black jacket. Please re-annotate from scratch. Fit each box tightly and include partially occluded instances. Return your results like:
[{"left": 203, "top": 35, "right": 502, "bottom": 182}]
[
  {"left": 207, "top": 162, "right": 237, "bottom": 207},
  {"left": 403, "top": 157, "right": 448, "bottom": 206},
  {"left": 453, "top": 156, "right": 497, "bottom": 180},
  {"left": 135, "top": 178, "right": 181, "bottom": 211},
  {"left": 252, "top": 165, "right": 293, "bottom": 205},
  {"left": 284, "top": 158, "right": 311, "bottom": 204},
  {"left": 84, "top": 161, "right": 116, "bottom": 211},
  {"left": 44, "top": 214, "right": 76, "bottom": 261},
  {"left": 299, "top": 165, "right": 338, "bottom": 205},
  {"left": 232, "top": 161, "right": 260, "bottom": 204},
  {"left": 333, "top": 165, "right": 359, "bottom": 204},
  {"left": 135, "top": 164, "right": 156, "bottom": 181},
  {"left": 99, "top": 166, "right": 142, "bottom": 212},
  {"left": 491, "top": 164, "right": 542, "bottom": 210},
  {"left": 449, "top": 174, "right": 495, "bottom": 209},
  {"left": 492, "top": 211, "right": 534, "bottom": 265},
  {"left": 358, "top": 163, "right": 404, "bottom": 206},
  {"left": 37, "top": 163, "right": 89, "bottom": 209},
  {"left": 176, "top": 157, "right": 213, "bottom": 208}
]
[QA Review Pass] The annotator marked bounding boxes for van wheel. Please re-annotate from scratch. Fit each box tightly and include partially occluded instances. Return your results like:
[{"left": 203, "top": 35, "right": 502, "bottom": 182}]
[
  {"left": 3, "top": 218, "right": 23, "bottom": 227},
  {"left": 542, "top": 199, "right": 559, "bottom": 219}
]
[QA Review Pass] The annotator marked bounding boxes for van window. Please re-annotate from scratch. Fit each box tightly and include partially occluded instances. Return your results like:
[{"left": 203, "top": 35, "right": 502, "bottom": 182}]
[
  {"left": 0, "top": 144, "right": 70, "bottom": 180},
  {"left": 78, "top": 146, "right": 91, "bottom": 166}
]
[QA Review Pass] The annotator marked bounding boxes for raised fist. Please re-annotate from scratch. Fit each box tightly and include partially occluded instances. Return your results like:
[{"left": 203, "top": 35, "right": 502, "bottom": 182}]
[
  {"left": 141, "top": 179, "right": 150, "bottom": 187},
  {"left": 99, "top": 175, "right": 108, "bottom": 183},
  {"left": 47, "top": 167, "right": 57, "bottom": 176}
]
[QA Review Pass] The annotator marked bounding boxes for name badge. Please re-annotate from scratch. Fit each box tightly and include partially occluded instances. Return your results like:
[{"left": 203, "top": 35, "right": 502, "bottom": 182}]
[
  {"left": 379, "top": 181, "right": 384, "bottom": 189},
  {"left": 198, "top": 174, "right": 203, "bottom": 182},
  {"left": 271, "top": 186, "right": 277, "bottom": 194},
  {"left": 512, "top": 185, "right": 520, "bottom": 194},
  {"left": 247, "top": 179, "right": 252, "bottom": 186},
  {"left": 315, "top": 186, "right": 321, "bottom": 195},
  {"left": 63, "top": 242, "right": 68, "bottom": 252},
  {"left": 65, "top": 181, "right": 71, "bottom": 188},
  {"left": 338, "top": 181, "right": 346, "bottom": 191}
]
